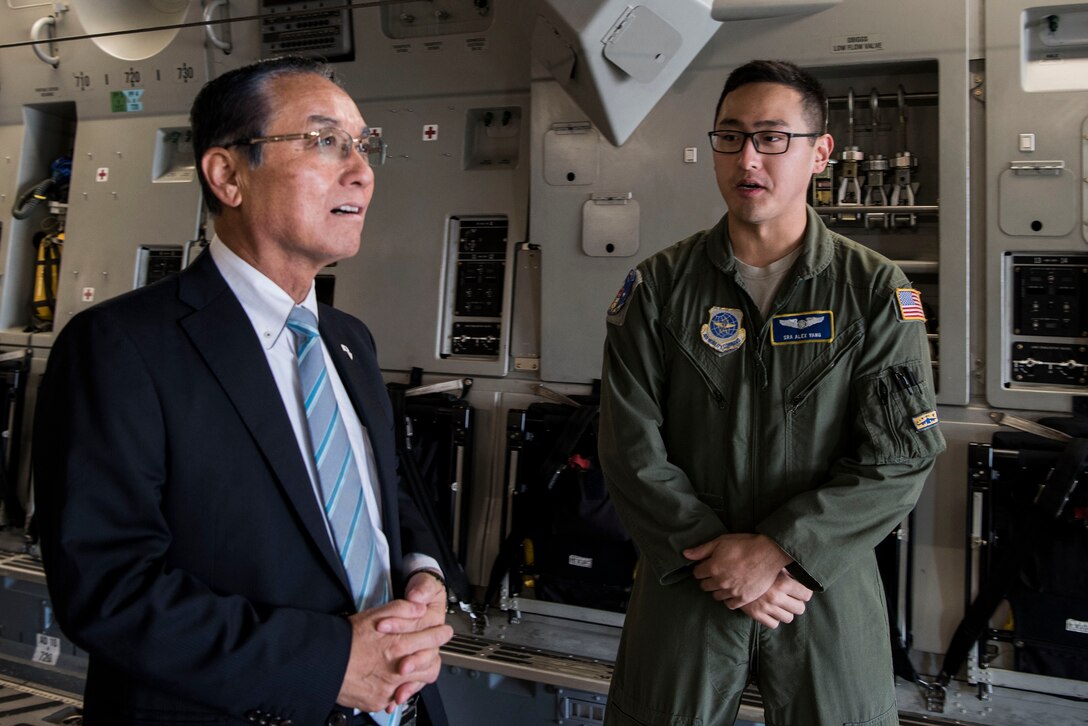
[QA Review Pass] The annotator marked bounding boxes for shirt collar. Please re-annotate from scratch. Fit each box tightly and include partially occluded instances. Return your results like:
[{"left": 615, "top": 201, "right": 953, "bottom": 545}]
[
  {"left": 208, "top": 236, "right": 318, "bottom": 350},
  {"left": 707, "top": 205, "right": 834, "bottom": 280}
]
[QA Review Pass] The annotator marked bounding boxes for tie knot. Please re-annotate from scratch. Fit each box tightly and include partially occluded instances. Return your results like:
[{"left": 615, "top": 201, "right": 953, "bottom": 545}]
[{"left": 286, "top": 305, "right": 319, "bottom": 341}]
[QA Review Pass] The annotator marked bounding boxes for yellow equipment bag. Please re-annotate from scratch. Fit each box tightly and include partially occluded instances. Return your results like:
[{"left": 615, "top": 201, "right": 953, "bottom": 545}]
[{"left": 32, "top": 232, "right": 62, "bottom": 328}]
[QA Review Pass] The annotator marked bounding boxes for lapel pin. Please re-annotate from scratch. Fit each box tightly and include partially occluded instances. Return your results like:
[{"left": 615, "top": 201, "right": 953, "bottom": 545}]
[{"left": 340, "top": 344, "right": 354, "bottom": 360}]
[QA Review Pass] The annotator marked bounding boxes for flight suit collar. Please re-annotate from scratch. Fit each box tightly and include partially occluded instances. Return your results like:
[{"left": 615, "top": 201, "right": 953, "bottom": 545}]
[{"left": 705, "top": 205, "right": 835, "bottom": 280}]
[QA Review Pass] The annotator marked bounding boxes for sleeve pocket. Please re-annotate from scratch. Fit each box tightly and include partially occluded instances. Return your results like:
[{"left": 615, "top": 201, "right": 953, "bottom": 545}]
[{"left": 858, "top": 360, "right": 946, "bottom": 464}]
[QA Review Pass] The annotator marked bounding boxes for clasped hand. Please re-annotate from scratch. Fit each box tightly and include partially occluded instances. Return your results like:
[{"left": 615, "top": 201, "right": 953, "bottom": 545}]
[
  {"left": 337, "top": 572, "right": 453, "bottom": 712},
  {"left": 684, "top": 533, "right": 813, "bottom": 628}
]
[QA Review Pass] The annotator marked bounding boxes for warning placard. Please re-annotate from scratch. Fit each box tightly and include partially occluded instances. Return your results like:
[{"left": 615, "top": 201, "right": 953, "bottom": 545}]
[{"left": 831, "top": 34, "right": 885, "bottom": 54}]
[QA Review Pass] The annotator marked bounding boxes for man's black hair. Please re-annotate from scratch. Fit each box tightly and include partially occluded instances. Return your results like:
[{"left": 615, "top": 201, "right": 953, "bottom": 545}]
[
  {"left": 190, "top": 56, "right": 337, "bottom": 215},
  {"left": 714, "top": 59, "right": 827, "bottom": 135}
]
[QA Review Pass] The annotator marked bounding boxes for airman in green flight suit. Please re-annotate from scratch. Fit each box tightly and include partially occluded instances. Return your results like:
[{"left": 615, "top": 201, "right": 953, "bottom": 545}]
[{"left": 600, "top": 60, "right": 945, "bottom": 726}]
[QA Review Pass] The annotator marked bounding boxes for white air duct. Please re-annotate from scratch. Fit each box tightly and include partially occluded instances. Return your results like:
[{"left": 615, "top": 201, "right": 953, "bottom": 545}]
[
  {"left": 71, "top": 0, "right": 190, "bottom": 60},
  {"left": 711, "top": 0, "right": 843, "bottom": 22},
  {"left": 532, "top": 0, "right": 720, "bottom": 146}
]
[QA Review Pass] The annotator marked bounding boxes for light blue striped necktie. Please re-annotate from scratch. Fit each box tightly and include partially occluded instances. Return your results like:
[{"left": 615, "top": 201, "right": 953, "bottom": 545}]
[{"left": 286, "top": 307, "right": 402, "bottom": 726}]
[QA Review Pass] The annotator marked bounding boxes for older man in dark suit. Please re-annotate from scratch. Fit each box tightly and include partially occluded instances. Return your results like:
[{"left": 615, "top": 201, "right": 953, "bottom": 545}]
[{"left": 33, "top": 56, "right": 452, "bottom": 726}]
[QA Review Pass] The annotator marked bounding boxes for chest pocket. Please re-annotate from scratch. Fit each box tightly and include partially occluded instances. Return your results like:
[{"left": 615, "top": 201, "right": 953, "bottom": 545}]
[
  {"left": 782, "top": 320, "right": 865, "bottom": 485},
  {"left": 663, "top": 310, "right": 741, "bottom": 410},
  {"left": 783, "top": 319, "right": 865, "bottom": 414},
  {"left": 858, "top": 360, "right": 944, "bottom": 464}
]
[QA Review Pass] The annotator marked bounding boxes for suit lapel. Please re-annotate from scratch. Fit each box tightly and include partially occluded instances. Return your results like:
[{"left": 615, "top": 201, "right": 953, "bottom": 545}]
[{"left": 177, "top": 253, "right": 351, "bottom": 595}]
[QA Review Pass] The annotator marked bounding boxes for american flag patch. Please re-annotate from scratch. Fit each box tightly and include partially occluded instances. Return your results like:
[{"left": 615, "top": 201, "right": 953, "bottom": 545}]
[{"left": 896, "top": 288, "right": 926, "bottom": 322}]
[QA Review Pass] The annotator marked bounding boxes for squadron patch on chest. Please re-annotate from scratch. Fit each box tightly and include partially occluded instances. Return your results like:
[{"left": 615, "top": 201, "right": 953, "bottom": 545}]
[
  {"left": 700, "top": 307, "right": 746, "bottom": 355},
  {"left": 771, "top": 311, "right": 835, "bottom": 345},
  {"left": 607, "top": 269, "right": 642, "bottom": 326}
]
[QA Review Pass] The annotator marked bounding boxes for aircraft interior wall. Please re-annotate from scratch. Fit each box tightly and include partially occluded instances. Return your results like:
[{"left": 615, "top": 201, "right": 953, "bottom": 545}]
[{"left": 0, "top": 0, "right": 1085, "bottom": 723}]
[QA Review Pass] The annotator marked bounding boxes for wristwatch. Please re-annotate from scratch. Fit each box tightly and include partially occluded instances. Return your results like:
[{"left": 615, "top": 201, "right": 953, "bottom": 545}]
[{"left": 407, "top": 568, "right": 446, "bottom": 589}]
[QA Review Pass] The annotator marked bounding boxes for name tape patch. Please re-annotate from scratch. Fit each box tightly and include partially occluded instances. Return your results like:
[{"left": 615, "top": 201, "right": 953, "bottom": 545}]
[{"left": 771, "top": 311, "right": 835, "bottom": 345}]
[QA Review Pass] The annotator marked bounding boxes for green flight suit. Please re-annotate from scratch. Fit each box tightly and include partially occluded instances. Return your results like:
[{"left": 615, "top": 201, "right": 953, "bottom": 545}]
[{"left": 599, "top": 208, "right": 945, "bottom": 726}]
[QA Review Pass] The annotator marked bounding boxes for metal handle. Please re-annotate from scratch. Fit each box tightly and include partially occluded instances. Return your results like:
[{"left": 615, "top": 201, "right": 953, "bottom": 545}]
[
  {"left": 30, "top": 15, "right": 59, "bottom": 67},
  {"left": 532, "top": 384, "right": 582, "bottom": 408},
  {"left": 989, "top": 411, "right": 1072, "bottom": 442},
  {"left": 203, "top": 0, "right": 232, "bottom": 53}
]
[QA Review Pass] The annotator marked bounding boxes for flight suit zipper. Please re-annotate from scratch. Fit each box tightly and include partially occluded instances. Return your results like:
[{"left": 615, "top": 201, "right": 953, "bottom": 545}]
[
  {"left": 740, "top": 272, "right": 800, "bottom": 520},
  {"left": 786, "top": 333, "right": 865, "bottom": 412},
  {"left": 664, "top": 326, "right": 727, "bottom": 409}
]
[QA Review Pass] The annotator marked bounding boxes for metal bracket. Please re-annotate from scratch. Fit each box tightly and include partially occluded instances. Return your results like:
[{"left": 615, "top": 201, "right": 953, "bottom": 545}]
[
  {"left": 971, "top": 72, "right": 985, "bottom": 103},
  {"left": 921, "top": 679, "right": 947, "bottom": 712},
  {"left": 461, "top": 601, "right": 489, "bottom": 636}
]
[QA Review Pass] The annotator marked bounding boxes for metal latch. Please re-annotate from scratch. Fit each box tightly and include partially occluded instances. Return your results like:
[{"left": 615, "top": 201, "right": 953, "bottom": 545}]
[{"left": 1010, "top": 160, "right": 1065, "bottom": 176}]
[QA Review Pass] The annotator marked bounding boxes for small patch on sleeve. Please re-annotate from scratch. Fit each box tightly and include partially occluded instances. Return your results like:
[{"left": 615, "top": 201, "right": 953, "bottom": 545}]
[
  {"left": 607, "top": 269, "right": 642, "bottom": 326},
  {"left": 895, "top": 288, "right": 926, "bottom": 322},
  {"left": 912, "top": 410, "right": 940, "bottom": 431}
]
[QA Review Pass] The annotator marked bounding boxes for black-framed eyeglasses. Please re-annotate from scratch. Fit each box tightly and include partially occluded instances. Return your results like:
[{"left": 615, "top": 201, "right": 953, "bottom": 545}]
[
  {"left": 227, "top": 127, "right": 387, "bottom": 165},
  {"left": 707, "top": 129, "right": 821, "bottom": 155}
]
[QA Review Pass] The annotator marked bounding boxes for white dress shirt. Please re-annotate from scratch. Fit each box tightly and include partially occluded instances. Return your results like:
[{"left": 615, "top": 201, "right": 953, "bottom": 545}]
[{"left": 208, "top": 238, "right": 437, "bottom": 601}]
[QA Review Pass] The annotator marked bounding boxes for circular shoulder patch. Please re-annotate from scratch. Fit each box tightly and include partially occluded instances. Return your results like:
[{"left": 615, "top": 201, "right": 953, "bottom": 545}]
[{"left": 607, "top": 269, "right": 642, "bottom": 325}]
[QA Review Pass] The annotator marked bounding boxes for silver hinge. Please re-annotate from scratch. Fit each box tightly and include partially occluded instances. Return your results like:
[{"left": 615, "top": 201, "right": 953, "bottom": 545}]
[
  {"left": 590, "top": 192, "right": 633, "bottom": 205},
  {"left": 551, "top": 121, "right": 593, "bottom": 135},
  {"left": 1010, "top": 160, "right": 1064, "bottom": 175}
]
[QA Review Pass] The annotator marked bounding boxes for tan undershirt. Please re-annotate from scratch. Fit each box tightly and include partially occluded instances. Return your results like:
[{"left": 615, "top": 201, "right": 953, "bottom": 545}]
[{"left": 734, "top": 246, "right": 803, "bottom": 321}]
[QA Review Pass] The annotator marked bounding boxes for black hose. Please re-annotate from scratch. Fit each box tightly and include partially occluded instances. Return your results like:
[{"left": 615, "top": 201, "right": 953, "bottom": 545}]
[{"left": 12, "top": 177, "right": 56, "bottom": 220}]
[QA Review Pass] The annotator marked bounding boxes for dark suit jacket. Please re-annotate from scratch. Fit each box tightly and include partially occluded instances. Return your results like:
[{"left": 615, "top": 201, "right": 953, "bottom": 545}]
[{"left": 34, "top": 250, "right": 445, "bottom": 726}]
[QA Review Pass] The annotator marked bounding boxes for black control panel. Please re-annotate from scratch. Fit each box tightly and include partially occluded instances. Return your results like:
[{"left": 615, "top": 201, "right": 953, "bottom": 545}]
[
  {"left": 260, "top": 0, "right": 354, "bottom": 62},
  {"left": 145, "top": 249, "right": 182, "bottom": 285},
  {"left": 1012, "top": 255, "right": 1088, "bottom": 338},
  {"left": 454, "top": 220, "right": 506, "bottom": 317},
  {"left": 135, "top": 246, "right": 183, "bottom": 288},
  {"left": 451, "top": 321, "right": 501, "bottom": 356},
  {"left": 1010, "top": 342, "right": 1088, "bottom": 386},
  {"left": 444, "top": 217, "right": 507, "bottom": 359}
]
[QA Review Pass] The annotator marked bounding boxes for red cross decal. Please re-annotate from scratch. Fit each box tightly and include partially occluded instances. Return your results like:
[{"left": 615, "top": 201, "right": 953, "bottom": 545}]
[{"left": 423, "top": 124, "right": 438, "bottom": 141}]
